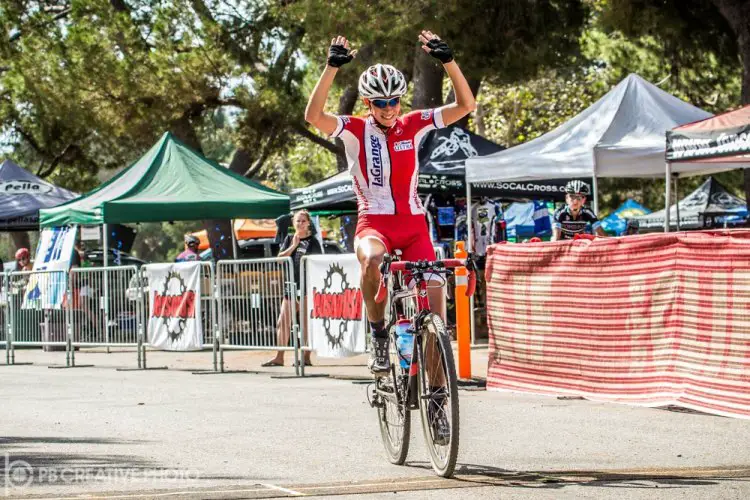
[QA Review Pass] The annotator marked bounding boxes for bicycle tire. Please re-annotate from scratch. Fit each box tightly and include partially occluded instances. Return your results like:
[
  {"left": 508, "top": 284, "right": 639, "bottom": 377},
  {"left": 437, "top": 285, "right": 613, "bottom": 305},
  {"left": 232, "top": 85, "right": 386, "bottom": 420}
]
[
  {"left": 376, "top": 326, "right": 411, "bottom": 464},
  {"left": 417, "top": 313, "right": 459, "bottom": 477}
]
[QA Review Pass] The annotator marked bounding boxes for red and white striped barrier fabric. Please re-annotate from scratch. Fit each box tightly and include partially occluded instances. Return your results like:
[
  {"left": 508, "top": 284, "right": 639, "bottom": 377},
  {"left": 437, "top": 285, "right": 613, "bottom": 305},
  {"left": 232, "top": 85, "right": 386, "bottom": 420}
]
[{"left": 485, "top": 230, "right": 750, "bottom": 419}]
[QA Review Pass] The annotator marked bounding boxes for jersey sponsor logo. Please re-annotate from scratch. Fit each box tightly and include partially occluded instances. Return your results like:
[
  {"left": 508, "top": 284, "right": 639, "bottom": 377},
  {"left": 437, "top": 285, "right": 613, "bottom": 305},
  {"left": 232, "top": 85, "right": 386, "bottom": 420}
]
[
  {"left": 369, "top": 135, "right": 384, "bottom": 187},
  {"left": 341, "top": 116, "right": 350, "bottom": 124},
  {"left": 421, "top": 110, "right": 431, "bottom": 121},
  {"left": 394, "top": 140, "right": 413, "bottom": 152}
]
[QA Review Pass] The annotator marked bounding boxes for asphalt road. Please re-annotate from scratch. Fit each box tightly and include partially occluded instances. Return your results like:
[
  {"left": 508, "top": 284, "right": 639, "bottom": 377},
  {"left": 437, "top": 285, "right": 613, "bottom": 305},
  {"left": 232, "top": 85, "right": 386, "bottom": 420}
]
[{"left": 1, "top": 363, "right": 749, "bottom": 499}]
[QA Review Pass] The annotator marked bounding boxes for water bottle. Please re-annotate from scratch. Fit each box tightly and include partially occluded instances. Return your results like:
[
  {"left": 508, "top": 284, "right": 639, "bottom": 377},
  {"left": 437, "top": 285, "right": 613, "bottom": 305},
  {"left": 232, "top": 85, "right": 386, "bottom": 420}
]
[{"left": 395, "top": 319, "right": 414, "bottom": 369}]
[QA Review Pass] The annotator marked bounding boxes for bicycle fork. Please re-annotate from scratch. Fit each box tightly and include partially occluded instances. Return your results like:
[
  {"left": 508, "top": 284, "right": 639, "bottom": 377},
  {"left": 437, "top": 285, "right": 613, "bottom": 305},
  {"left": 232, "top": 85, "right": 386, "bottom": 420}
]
[{"left": 404, "top": 334, "right": 423, "bottom": 410}]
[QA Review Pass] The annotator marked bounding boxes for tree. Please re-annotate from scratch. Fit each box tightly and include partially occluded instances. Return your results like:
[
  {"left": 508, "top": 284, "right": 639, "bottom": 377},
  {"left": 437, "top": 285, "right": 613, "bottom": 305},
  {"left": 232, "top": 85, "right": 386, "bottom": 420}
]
[
  {"left": 294, "top": 0, "right": 589, "bottom": 164},
  {"left": 600, "top": 0, "right": 750, "bottom": 209},
  {"left": 0, "top": 0, "right": 309, "bottom": 181},
  {"left": 474, "top": 1, "right": 746, "bottom": 216}
]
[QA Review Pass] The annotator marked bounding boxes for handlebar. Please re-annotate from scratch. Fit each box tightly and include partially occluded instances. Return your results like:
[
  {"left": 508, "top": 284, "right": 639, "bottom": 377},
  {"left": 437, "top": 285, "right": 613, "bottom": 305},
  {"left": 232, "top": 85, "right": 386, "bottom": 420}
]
[{"left": 374, "top": 254, "right": 478, "bottom": 303}]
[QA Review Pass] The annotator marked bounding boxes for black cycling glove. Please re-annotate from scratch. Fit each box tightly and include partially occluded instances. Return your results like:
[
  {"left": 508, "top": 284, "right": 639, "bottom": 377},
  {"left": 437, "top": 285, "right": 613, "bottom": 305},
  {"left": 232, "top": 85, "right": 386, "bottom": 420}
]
[
  {"left": 328, "top": 44, "right": 354, "bottom": 68},
  {"left": 425, "top": 38, "right": 454, "bottom": 64}
]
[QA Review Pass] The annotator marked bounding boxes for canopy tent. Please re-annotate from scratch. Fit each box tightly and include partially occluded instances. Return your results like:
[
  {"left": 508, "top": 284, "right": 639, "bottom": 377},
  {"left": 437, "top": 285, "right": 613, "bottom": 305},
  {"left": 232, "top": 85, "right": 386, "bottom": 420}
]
[
  {"left": 463, "top": 73, "right": 740, "bottom": 246},
  {"left": 0, "top": 159, "right": 77, "bottom": 231},
  {"left": 667, "top": 105, "right": 750, "bottom": 163},
  {"left": 635, "top": 177, "right": 746, "bottom": 232},
  {"left": 465, "top": 74, "right": 729, "bottom": 186},
  {"left": 664, "top": 105, "right": 750, "bottom": 230},
  {"left": 290, "top": 126, "right": 578, "bottom": 212},
  {"left": 418, "top": 126, "right": 578, "bottom": 200},
  {"left": 600, "top": 199, "right": 652, "bottom": 235},
  {"left": 290, "top": 170, "right": 353, "bottom": 212},
  {"left": 191, "top": 219, "right": 277, "bottom": 250},
  {"left": 40, "top": 132, "right": 290, "bottom": 227}
]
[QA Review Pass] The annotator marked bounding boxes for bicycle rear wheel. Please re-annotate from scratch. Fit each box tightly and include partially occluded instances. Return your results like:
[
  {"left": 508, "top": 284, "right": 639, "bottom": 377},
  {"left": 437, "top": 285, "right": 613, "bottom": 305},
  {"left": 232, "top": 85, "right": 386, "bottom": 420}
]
[
  {"left": 417, "top": 314, "right": 459, "bottom": 477},
  {"left": 376, "top": 327, "right": 411, "bottom": 464}
]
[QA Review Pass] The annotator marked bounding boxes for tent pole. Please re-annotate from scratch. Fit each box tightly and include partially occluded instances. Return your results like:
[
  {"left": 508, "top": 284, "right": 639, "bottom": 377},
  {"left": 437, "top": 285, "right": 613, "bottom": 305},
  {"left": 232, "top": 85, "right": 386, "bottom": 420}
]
[
  {"left": 230, "top": 219, "right": 238, "bottom": 260},
  {"left": 103, "top": 224, "right": 109, "bottom": 267},
  {"left": 664, "top": 163, "right": 671, "bottom": 232},
  {"left": 674, "top": 175, "right": 681, "bottom": 231},
  {"left": 592, "top": 175, "right": 599, "bottom": 215},
  {"left": 466, "top": 182, "right": 473, "bottom": 252},
  {"left": 102, "top": 223, "right": 110, "bottom": 352}
]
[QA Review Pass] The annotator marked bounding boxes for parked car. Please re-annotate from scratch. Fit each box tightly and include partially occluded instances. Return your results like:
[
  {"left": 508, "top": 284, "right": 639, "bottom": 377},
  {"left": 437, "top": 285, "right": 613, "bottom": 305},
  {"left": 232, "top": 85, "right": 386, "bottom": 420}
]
[{"left": 200, "top": 237, "right": 346, "bottom": 261}]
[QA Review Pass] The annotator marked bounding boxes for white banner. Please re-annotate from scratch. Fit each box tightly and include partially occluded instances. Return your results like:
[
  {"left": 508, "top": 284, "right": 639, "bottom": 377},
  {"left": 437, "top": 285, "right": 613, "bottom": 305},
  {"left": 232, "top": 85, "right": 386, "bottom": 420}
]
[
  {"left": 24, "top": 226, "right": 78, "bottom": 309},
  {"left": 305, "top": 254, "right": 366, "bottom": 357},
  {"left": 146, "top": 262, "right": 203, "bottom": 351}
]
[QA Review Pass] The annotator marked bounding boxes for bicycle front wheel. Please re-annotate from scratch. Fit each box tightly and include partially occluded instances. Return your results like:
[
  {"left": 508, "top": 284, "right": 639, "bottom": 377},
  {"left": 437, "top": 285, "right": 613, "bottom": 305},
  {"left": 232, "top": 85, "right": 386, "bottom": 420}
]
[
  {"left": 376, "top": 327, "right": 411, "bottom": 464},
  {"left": 418, "top": 314, "right": 459, "bottom": 477}
]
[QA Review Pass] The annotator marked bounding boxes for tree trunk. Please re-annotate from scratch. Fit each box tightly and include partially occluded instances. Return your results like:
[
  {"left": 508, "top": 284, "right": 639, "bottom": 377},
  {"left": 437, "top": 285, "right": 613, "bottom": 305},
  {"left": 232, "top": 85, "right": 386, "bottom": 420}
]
[
  {"left": 228, "top": 149, "right": 252, "bottom": 175},
  {"left": 10, "top": 232, "right": 31, "bottom": 255},
  {"left": 445, "top": 77, "right": 482, "bottom": 129},
  {"left": 170, "top": 116, "right": 235, "bottom": 260},
  {"left": 411, "top": 48, "right": 444, "bottom": 109},
  {"left": 169, "top": 115, "right": 204, "bottom": 153},
  {"left": 710, "top": 0, "right": 750, "bottom": 212}
]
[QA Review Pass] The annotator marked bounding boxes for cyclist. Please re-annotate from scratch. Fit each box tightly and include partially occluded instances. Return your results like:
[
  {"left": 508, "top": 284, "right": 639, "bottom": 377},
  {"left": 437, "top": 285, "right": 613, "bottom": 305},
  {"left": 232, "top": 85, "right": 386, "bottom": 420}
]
[
  {"left": 304, "top": 31, "right": 475, "bottom": 376},
  {"left": 14, "top": 248, "right": 31, "bottom": 271},
  {"left": 552, "top": 180, "right": 607, "bottom": 241},
  {"left": 176, "top": 235, "right": 201, "bottom": 262},
  {"left": 624, "top": 218, "right": 640, "bottom": 236}
]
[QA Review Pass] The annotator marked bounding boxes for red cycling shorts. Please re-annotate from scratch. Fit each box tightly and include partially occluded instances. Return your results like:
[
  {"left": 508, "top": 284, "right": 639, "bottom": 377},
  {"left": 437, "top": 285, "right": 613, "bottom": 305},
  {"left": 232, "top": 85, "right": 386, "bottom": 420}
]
[{"left": 354, "top": 214, "right": 436, "bottom": 262}]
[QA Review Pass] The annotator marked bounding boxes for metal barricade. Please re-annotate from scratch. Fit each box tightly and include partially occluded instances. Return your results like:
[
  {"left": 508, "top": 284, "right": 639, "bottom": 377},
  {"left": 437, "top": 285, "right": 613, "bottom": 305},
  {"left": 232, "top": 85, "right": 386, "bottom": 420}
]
[
  {"left": 137, "top": 261, "right": 217, "bottom": 369},
  {"left": 216, "top": 257, "right": 298, "bottom": 373},
  {"left": 68, "top": 265, "right": 142, "bottom": 366},
  {"left": 6, "top": 269, "right": 69, "bottom": 363},
  {"left": 199, "top": 262, "right": 217, "bottom": 348},
  {"left": 298, "top": 254, "right": 367, "bottom": 373},
  {"left": 433, "top": 245, "right": 446, "bottom": 260},
  {"left": 1, "top": 271, "right": 8, "bottom": 363}
]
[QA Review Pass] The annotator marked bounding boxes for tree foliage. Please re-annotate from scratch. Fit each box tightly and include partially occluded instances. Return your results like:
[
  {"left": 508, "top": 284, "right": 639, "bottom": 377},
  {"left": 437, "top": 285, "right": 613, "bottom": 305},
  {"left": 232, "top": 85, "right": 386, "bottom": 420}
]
[{"left": 1, "top": 0, "right": 749, "bottom": 261}]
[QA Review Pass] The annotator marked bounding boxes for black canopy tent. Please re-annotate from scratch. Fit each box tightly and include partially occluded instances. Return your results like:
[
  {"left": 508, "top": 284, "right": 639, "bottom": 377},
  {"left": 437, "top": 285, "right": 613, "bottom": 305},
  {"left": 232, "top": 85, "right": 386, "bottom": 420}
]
[
  {"left": 0, "top": 159, "right": 77, "bottom": 231},
  {"left": 290, "top": 126, "right": 575, "bottom": 212},
  {"left": 635, "top": 177, "right": 747, "bottom": 232}
]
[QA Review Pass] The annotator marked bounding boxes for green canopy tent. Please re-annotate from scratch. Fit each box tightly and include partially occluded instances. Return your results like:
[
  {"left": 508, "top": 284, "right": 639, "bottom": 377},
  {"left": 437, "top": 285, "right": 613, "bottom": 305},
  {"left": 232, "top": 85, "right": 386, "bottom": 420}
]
[
  {"left": 40, "top": 132, "right": 289, "bottom": 266},
  {"left": 40, "top": 132, "right": 289, "bottom": 227}
]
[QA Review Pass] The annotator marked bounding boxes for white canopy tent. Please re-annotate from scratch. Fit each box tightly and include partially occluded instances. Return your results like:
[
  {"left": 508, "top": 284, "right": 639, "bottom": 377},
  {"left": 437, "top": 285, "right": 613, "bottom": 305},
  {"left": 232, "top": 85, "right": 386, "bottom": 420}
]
[{"left": 464, "top": 73, "right": 741, "bottom": 247}]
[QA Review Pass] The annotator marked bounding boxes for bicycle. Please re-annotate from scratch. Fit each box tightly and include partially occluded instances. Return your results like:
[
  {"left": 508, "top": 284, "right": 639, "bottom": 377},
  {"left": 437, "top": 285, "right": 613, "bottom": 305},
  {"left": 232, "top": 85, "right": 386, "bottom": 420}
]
[{"left": 367, "top": 252, "right": 477, "bottom": 477}]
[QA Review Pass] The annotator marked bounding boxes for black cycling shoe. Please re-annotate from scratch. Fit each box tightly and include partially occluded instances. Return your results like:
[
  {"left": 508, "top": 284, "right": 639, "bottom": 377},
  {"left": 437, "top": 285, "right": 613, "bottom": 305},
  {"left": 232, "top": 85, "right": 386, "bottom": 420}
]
[
  {"left": 368, "top": 336, "right": 391, "bottom": 376},
  {"left": 428, "top": 388, "right": 450, "bottom": 445}
]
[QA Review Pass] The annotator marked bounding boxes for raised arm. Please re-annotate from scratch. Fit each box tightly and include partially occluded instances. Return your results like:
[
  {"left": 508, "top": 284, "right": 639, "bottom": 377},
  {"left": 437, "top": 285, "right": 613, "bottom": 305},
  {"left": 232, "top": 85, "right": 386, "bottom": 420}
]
[
  {"left": 304, "top": 36, "right": 356, "bottom": 136},
  {"left": 419, "top": 30, "right": 476, "bottom": 126}
]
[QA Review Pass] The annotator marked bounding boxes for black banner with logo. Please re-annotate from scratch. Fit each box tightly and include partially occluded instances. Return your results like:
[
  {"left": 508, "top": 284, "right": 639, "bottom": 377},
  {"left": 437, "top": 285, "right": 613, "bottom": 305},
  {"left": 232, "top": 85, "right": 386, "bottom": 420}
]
[{"left": 666, "top": 124, "right": 750, "bottom": 162}]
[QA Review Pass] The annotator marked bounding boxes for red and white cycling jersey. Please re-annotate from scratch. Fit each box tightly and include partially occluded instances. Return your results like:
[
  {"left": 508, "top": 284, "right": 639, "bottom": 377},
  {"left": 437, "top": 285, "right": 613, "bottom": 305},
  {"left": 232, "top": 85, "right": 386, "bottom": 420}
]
[{"left": 332, "top": 109, "right": 445, "bottom": 215}]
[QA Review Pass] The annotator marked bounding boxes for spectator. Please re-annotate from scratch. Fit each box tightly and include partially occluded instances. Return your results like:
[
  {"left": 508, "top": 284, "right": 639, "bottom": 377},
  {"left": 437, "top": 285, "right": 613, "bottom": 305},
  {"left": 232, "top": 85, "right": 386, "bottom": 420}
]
[
  {"left": 14, "top": 248, "right": 31, "bottom": 271},
  {"left": 552, "top": 180, "right": 607, "bottom": 241},
  {"left": 67, "top": 240, "right": 96, "bottom": 339},
  {"left": 176, "top": 235, "right": 200, "bottom": 262},
  {"left": 624, "top": 218, "right": 640, "bottom": 236},
  {"left": 263, "top": 210, "right": 322, "bottom": 367}
]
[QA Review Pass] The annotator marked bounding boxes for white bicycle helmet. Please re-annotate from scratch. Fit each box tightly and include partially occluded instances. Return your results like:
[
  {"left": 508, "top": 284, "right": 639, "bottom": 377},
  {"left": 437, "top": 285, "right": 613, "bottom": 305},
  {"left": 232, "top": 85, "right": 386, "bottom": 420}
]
[
  {"left": 564, "top": 180, "right": 591, "bottom": 196},
  {"left": 358, "top": 64, "right": 407, "bottom": 99}
]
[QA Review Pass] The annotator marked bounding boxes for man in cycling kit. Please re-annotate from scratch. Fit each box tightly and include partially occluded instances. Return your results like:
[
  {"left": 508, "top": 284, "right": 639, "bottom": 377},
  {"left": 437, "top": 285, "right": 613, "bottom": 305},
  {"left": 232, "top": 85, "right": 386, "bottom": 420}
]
[
  {"left": 552, "top": 180, "right": 607, "bottom": 241},
  {"left": 304, "top": 31, "right": 475, "bottom": 374}
]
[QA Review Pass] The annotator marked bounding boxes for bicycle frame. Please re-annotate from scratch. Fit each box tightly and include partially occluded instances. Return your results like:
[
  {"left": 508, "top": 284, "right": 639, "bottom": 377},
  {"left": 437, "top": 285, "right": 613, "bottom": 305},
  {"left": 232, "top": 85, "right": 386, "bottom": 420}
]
[{"left": 378, "top": 256, "right": 476, "bottom": 410}]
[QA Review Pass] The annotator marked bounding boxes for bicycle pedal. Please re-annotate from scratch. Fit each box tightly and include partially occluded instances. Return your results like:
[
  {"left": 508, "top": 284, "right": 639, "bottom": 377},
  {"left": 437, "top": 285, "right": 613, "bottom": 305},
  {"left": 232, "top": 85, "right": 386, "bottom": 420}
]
[{"left": 367, "top": 385, "right": 384, "bottom": 408}]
